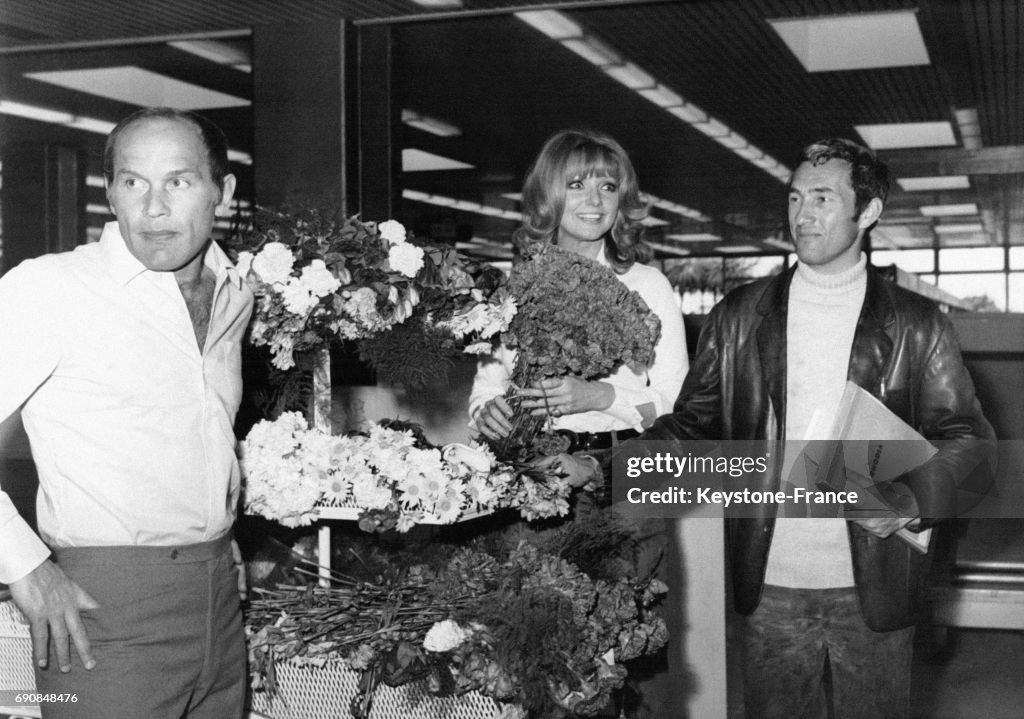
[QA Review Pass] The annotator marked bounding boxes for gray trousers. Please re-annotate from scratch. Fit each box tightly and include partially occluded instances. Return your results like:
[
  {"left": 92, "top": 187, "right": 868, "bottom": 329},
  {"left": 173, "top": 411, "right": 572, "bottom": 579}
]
[{"left": 35, "top": 534, "right": 246, "bottom": 719}]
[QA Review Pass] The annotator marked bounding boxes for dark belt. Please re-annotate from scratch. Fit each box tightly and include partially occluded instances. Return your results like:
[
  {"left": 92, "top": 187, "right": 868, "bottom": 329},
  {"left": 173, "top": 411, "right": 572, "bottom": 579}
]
[{"left": 557, "top": 428, "right": 640, "bottom": 453}]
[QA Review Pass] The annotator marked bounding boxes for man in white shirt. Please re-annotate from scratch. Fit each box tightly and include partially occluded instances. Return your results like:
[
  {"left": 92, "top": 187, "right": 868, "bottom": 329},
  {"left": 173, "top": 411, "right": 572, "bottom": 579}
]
[{"left": 0, "top": 108, "right": 253, "bottom": 717}]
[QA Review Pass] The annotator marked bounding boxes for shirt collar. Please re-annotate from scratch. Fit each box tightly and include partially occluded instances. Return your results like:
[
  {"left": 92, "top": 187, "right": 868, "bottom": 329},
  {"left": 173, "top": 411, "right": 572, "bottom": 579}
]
[{"left": 99, "top": 220, "right": 243, "bottom": 290}]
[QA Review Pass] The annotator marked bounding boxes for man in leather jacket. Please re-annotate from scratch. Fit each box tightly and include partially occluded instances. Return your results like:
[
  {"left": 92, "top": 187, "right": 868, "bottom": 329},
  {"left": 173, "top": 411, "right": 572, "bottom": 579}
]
[{"left": 640, "top": 138, "right": 995, "bottom": 719}]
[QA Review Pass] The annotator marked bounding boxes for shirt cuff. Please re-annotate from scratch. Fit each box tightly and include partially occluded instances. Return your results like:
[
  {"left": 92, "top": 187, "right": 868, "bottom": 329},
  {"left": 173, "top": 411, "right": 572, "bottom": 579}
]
[{"left": 0, "top": 515, "right": 51, "bottom": 584}]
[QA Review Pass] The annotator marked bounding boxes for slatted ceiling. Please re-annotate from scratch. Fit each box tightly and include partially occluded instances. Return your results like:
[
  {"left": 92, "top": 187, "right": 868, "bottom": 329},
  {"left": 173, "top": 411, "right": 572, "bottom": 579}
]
[{"left": 1, "top": 0, "right": 1022, "bottom": 253}]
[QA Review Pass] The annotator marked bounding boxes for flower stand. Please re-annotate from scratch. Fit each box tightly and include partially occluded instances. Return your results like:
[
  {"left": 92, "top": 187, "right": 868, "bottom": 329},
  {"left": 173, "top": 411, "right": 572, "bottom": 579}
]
[
  {"left": 0, "top": 599, "right": 40, "bottom": 718},
  {"left": 248, "top": 659, "right": 504, "bottom": 719}
]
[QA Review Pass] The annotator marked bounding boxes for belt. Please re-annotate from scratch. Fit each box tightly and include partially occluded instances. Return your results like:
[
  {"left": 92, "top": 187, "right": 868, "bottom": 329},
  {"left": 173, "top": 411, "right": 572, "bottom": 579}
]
[{"left": 557, "top": 428, "right": 640, "bottom": 453}]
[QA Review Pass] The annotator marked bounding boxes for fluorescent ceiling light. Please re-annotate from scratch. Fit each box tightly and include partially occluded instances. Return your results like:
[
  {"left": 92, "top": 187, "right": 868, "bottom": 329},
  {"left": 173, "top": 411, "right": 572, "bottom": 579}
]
[
  {"left": 647, "top": 242, "right": 691, "bottom": 257},
  {"left": 752, "top": 155, "right": 781, "bottom": 170},
  {"left": 692, "top": 118, "right": 730, "bottom": 138},
  {"left": 401, "top": 189, "right": 521, "bottom": 221},
  {"left": 67, "top": 116, "right": 115, "bottom": 134},
  {"left": 409, "top": 0, "right": 463, "bottom": 7},
  {"left": 855, "top": 121, "right": 956, "bottom": 150},
  {"left": 954, "top": 107, "right": 982, "bottom": 150},
  {"left": 228, "top": 149, "right": 252, "bottom": 165},
  {"left": 715, "top": 132, "right": 748, "bottom": 150},
  {"left": 934, "top": 222, "right": 984, "bottom": 234},
  {"left": 0, "top": 100, "right": 115, "bottom": 136},
  {"left": 168, "top": 40, "right": 251, "bottom": 73},
  {"left": 641, "top": 216, "right": 670, "bottom": 227},
  {"left": 638, "top": 84, "right": 683, "bottom": 108},
  {"left": 920, "top": 203, "right": 978, "bottom": 217},
  {"left": 716, "top": 245, "right": 761, "bottom": 253},
  {"left": 769, "top": 11, "right": 929, "bottom": 72},
  {"left": 515, "top": 10, "right": 582, "bottom": 40},
  {"left": 86, "top": 203, "right": 112, "bottom": 215},
  {"left": 603, "top": 62, "right": 655, "bottom": 89},
  {"left": 666, "top": 233, "right": 722, "bottom": 242},
  {"left": 402, "top": 148, "right": 474, "bottom": 172},
  {"left": 27, "top": 67, "right": 250, "bottom": 109},
  {"left": 668, "top": 103, "right": 708, "bottom": 124},
  {"left": 763, "top": 237, "right": 795, "bottom": 251},
  {"left": 896, "top": 176, "right": 970, "bottom": 192},
  {"left": 501, "top": 192, "right": 522, "bottom": 201},
  {"left": 562, "top": 36, "right": 620, "bottom": 66},
  {"left": 86, "top": 174, "right": 105, "bottom": 188},
  {"left": 734, "top": 145, "right": 765, "bottom": 161},
  {"left": 0, "top": 99, "right": 73, "bottom": 124},
  {"left": 401, "top": 109, "right": 461, "bottom": 137}
]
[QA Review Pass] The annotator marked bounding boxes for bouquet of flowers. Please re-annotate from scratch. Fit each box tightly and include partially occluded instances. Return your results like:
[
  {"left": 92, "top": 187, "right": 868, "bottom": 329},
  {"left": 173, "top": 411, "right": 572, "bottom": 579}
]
[
  {"left": 232, "top": 207, "right": 515, "bottom": 388},
  {"left": 246, "top": 514, "right": 669, "bottom": 719},
  {"left": 491, "top": 242, "right": 661, "bottom": 460},
  {"left": 240, "top": 413, "right": 573, "bottom": 532}
]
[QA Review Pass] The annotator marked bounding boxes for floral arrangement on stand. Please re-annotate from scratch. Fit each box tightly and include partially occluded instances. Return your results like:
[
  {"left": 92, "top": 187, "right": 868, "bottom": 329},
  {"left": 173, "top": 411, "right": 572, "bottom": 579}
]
[
  {"left": 232, "top": 207, "right": 515, "bottom": 390},
  {"left": 489, "top": 241, "right": 662, "bottom": 461},
  {"left": 246, "top": 514, "right": 669, "bottom": 719},
  {"left": 240, "top": 414, "right": 573, "bottom": 532}
]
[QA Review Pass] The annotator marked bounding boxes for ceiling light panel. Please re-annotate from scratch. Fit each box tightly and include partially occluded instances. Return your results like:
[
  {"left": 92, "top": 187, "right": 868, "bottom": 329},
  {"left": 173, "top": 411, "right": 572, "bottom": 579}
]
[
  {"left": 168, "top": 40, "right": 251, "bottom": 73},
  {"left": 934, "top": 222, "right": 985, "bottom": 234},
  {"left": 514, "top": 10, "right": 581, "bottom": 40},
  {"left": 402, "top": 148, "right": 474, "bottom": 172},
  {"left": 666, "top": 233, "right": 722, "bottom": 242},
  {"left": 769, "top": 11, "right": 930, "bottom": 72},
  {"left": 27, "top": 67, "right": 250, "bottom": 109},
  {"left": 855, "top": 121, "right": 956, "bottom": 150},
  {"left": 920, "top": 203, "right": 979, "bottom": 217},
  {"left": 401, "top": 109, "right": 461, "bottom": 137},
  {"left": 896, "top": 176, "right": 971, "bottom": 192}
]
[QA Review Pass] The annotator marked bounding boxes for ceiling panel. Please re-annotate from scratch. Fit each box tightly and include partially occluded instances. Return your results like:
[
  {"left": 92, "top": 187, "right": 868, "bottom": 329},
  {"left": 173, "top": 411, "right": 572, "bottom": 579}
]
[{"left": 0, "top": 0, "right": 1021, "bottom": 262}]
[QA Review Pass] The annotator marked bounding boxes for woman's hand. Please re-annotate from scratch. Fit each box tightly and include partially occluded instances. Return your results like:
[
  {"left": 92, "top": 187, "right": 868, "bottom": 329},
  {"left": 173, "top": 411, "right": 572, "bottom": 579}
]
[
  {"left": 530, "top": 452, "right": 601, "bottom": 488},
  {"left": 518, "top": 376, "right": 615, "bottom": 418},
  {"left": 475, "top": 395, "right": 515, "bottom": 440}
]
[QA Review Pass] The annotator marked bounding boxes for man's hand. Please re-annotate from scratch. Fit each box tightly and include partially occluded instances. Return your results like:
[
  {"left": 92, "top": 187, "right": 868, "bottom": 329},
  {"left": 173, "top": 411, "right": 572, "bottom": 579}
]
[
  {"left": 9, "top": 559, "right": 99, "bottom": 672},
  {"left": 519, "top": 377, "right": 615, "bottom": 418},
  {"left": 475, "top": 395, "right": 515, "bottom": 440},
  {"left": 852, "top": 515, "right": 917, "bottom": 539},
  {"left": 530, "top": 453, "right": 601, "bottom": 488}
]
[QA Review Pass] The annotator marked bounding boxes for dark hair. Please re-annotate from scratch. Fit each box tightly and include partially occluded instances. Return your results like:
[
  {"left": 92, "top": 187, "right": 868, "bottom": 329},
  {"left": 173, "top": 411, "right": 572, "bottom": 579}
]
[
  {"left": 103, "top": 107, "right": 231, "bottom": 189},
  {"left": 797, "top": 138, "right": 890, "bottom": 219},
  {"left": 514, "top": 128, "right": 650, "bottom": 272}
]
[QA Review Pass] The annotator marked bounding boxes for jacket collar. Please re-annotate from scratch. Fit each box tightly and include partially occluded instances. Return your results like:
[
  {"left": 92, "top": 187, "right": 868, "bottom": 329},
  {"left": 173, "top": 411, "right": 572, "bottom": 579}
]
[{"left": 754, "top": 262, "right": 896, "bottom": 430}]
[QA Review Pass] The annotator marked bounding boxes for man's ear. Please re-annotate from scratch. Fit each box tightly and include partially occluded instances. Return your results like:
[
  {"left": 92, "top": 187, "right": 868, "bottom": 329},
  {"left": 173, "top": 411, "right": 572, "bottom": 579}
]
[
  {"left": 105, "top": 180, "right": 116, "bottom": 217},
  {"left": 857, "top": 197, "right": 883, "bottom": 230},
  {"left": 216, "top": 174, "right": 237, "bottom": 215}
]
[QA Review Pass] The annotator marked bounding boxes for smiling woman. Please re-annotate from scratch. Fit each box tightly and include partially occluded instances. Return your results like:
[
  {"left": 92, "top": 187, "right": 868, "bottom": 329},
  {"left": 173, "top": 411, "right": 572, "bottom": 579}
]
[{"left": 469, "top": 129, "right": 688, "bottom": 455}]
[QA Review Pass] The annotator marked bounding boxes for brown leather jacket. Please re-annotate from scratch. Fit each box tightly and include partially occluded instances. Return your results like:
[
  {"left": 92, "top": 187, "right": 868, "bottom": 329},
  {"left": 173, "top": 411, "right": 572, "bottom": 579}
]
[{"left": 644, "top": 265, "right": 995, "bottom": 630}]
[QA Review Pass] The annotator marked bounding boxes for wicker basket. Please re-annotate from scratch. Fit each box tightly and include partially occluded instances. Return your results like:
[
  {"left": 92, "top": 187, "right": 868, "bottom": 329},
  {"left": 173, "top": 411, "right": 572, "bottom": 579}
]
[
  {"left": 0, "top": 600, "right": 34, "bottom": 691},
  {"left": 248, "top": 658, "right": 505, "bottom": 719}
]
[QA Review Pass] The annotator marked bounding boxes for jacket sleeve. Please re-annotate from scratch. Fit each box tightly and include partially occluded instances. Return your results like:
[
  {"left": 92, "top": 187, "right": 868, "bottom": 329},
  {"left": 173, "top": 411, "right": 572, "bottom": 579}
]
[
  {"left": 643, "top": 301, "right": 725, "bottom": 442},
  {"left": 903, "top": 313, "right": 996, "bottom": 523}
]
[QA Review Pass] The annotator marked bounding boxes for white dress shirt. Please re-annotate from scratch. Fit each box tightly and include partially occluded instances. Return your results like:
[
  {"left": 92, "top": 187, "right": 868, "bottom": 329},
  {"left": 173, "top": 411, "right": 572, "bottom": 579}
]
[
  {"left": 0, "top": 222, "right": 253, "bottom": 583},
  {"left": 468, "top": 247, "right": 688, "bottom": 433}
]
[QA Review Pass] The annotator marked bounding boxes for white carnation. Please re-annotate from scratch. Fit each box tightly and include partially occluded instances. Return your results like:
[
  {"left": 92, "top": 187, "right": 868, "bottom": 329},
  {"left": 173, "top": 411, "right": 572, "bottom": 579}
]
[
  {"left": 423, "top": 619, "right": 468, "bottom": 652},
  {"left": 251, "top": 242, "right": 296, "bottom": 285},
  {"left": 299, "top": 259, "right": 342, "bottom": 297},
  {"left": 281, "top": 279, "right": 318, "bottom": 315},
  {"left": 378, "top": 220, "right": 407, "bottom": 245},
  {"left": 388, "top": 243, "right": 424, "bottom": 278}
]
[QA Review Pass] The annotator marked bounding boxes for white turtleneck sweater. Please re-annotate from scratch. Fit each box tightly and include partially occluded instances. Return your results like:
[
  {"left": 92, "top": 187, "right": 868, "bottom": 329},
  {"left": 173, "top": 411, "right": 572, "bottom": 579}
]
[{"left": 764, "top": 254, "right": 867, "bottom": 589}]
